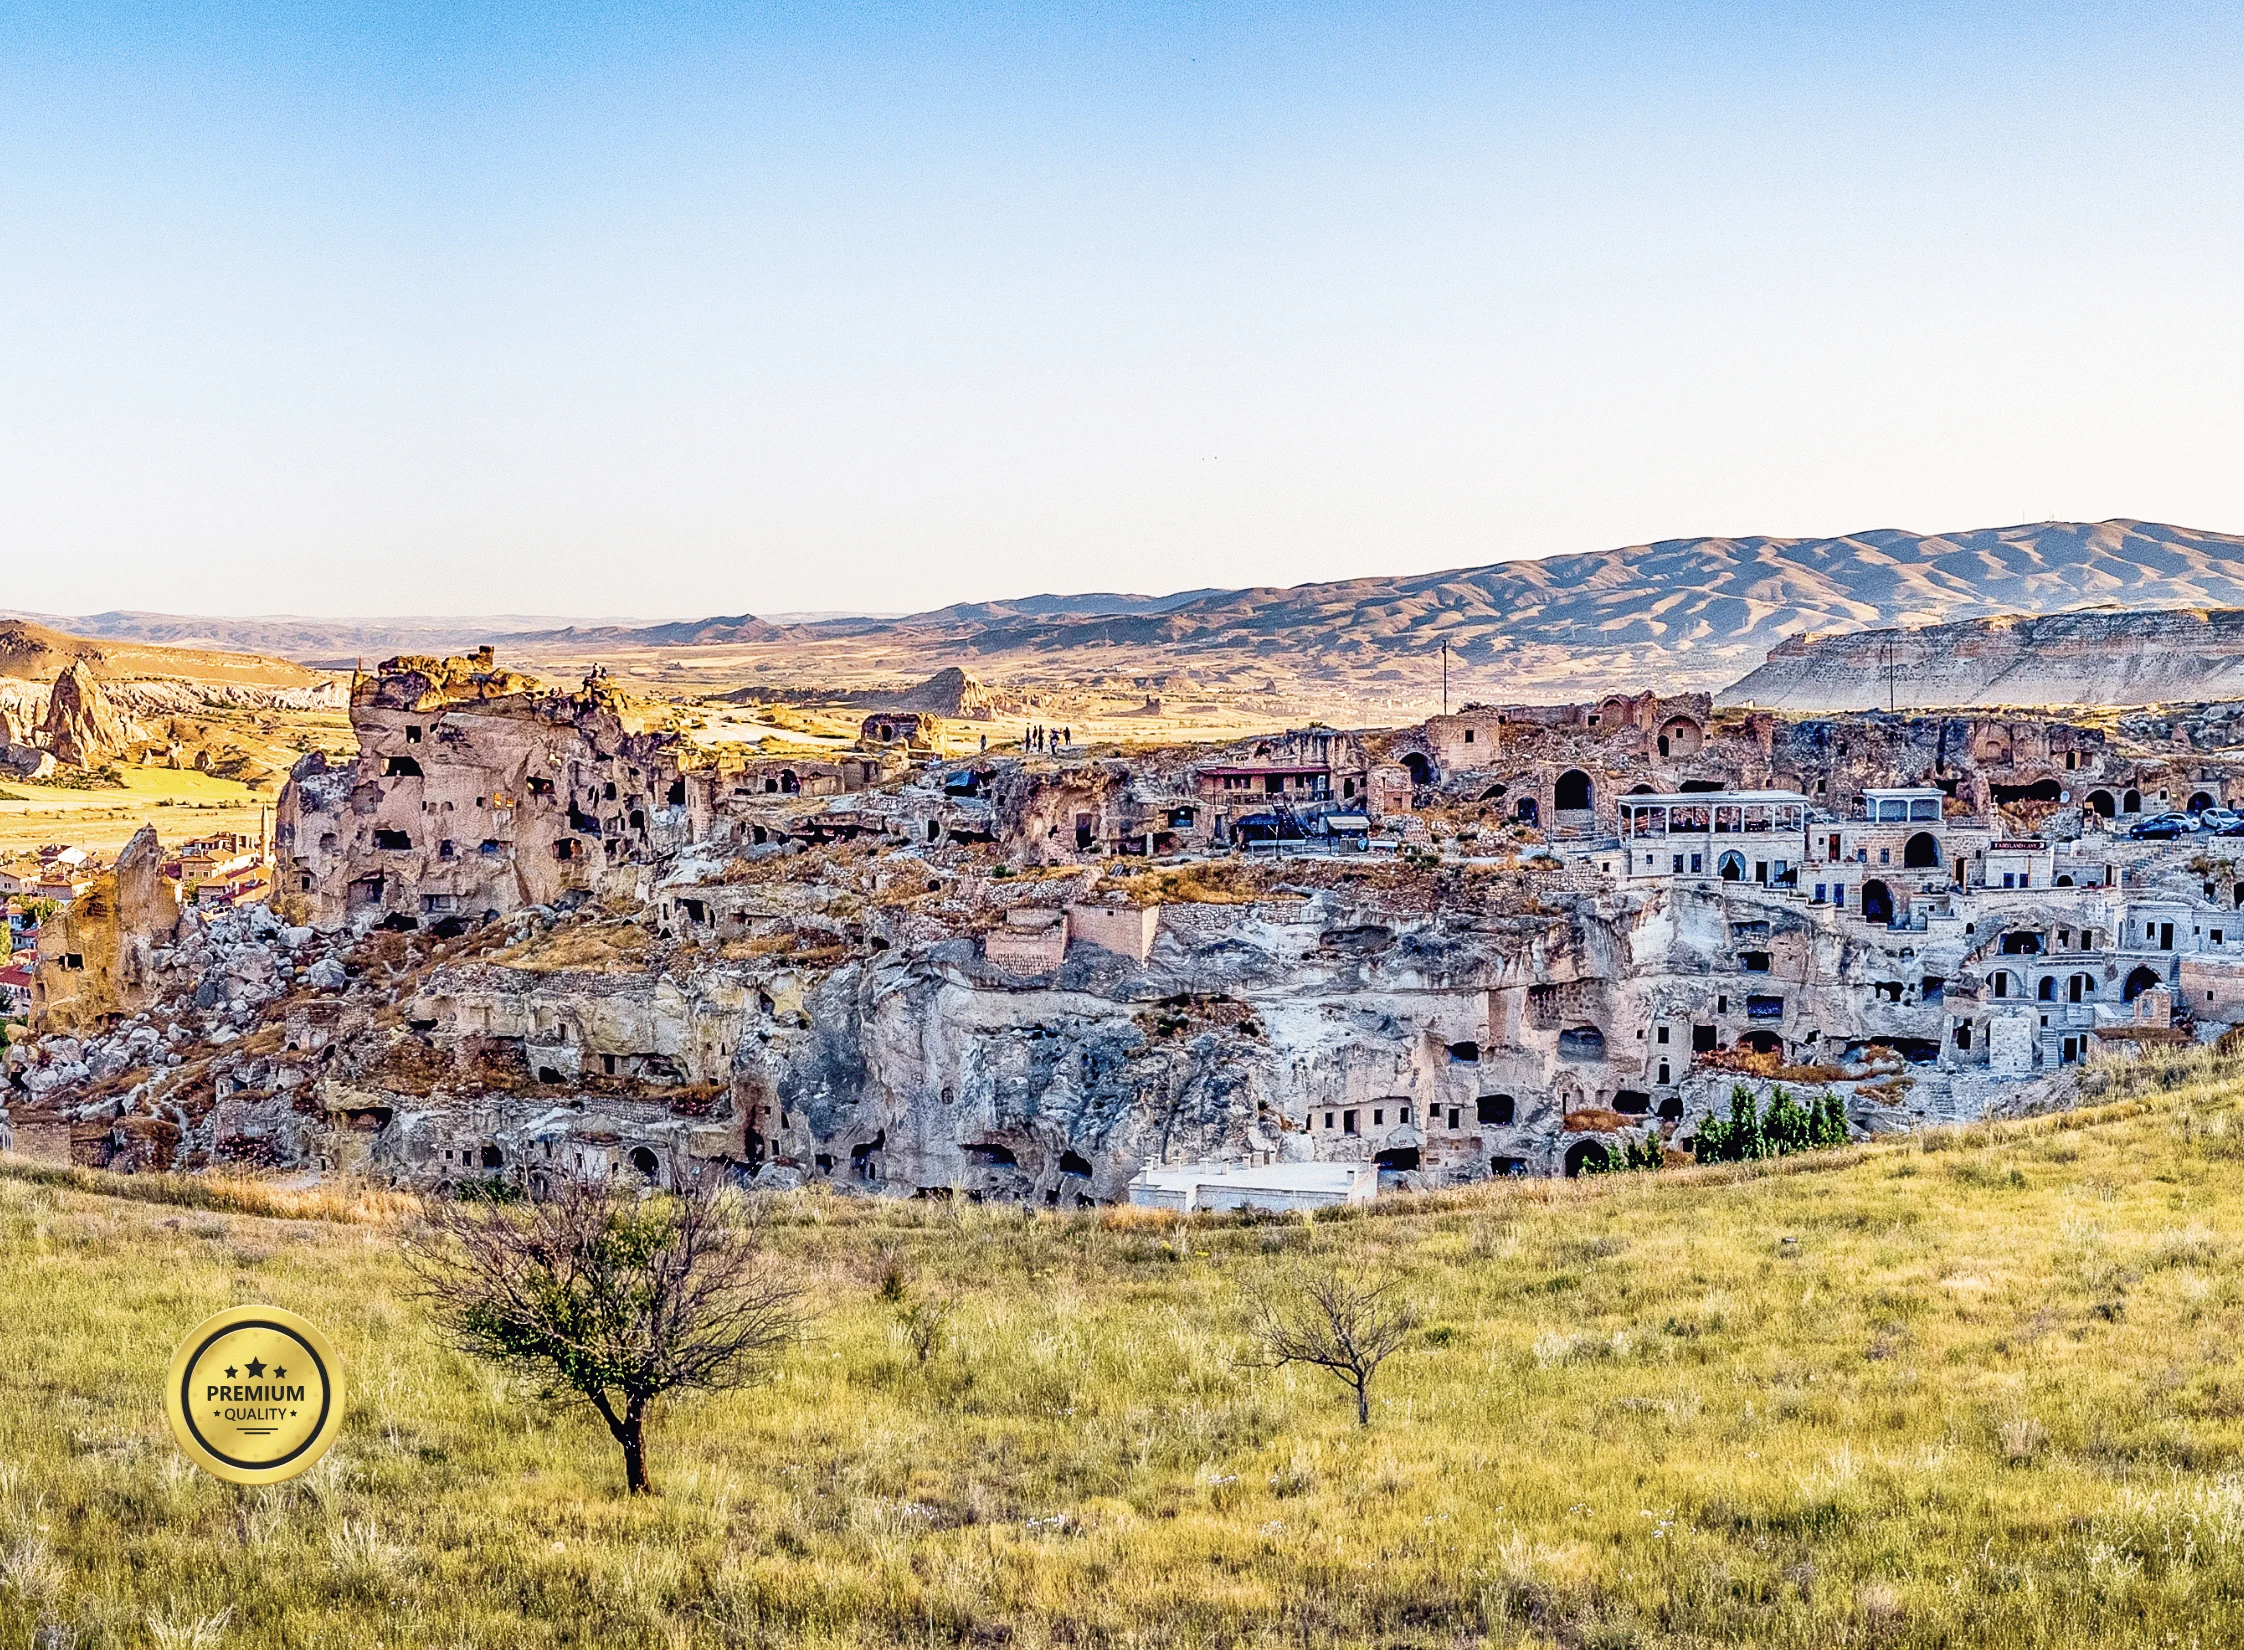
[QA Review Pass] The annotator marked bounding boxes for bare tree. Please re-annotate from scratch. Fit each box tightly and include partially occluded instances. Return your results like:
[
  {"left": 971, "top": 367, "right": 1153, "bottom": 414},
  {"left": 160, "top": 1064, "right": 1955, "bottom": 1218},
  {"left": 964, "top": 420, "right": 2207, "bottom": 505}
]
[
  {"left": 1244, "top": 1267, "right": 1418, "bottom": 1426},
  {"left": 404, "top": 1169, "right": 806, "bottom": 1494}
]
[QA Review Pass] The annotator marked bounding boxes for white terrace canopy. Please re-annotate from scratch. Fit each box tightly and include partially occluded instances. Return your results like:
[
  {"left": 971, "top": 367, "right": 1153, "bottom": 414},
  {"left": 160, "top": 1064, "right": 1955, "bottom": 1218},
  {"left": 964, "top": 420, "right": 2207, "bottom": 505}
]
[
  {"left": 1860, "top": 786, "right": 1947, "bottom": 824},
  {"left": 1619, "top": 789, "right": 1812, "bottom": 839}
]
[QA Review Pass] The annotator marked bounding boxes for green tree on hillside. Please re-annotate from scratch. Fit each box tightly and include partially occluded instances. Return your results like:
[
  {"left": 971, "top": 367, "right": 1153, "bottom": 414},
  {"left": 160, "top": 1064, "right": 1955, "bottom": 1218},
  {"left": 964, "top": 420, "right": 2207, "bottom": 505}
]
[{"left": 405, "top": 1171, "right": 808, "bottom": 1495}]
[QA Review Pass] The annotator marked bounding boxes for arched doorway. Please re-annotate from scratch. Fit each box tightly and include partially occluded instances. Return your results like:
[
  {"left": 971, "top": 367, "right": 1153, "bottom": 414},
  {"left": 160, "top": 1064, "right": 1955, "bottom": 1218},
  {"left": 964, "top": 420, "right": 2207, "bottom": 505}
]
[
  {"left": 2124, "top": 788, "right": 2141, "bottom": 813},
  {"left": 2123, "top": 965, "right": 2162, "bottom": 1003},
  {"left": 1564, "top": 1140, "right": 1610, "bottom": 1177},
  {"left": 2087, "top": 790, "right": 2115, "bottom": 818},
  {"left": 1401, "top": 752, "right": 1434, "bottom": 786},
  {"left": 1738, "top": 1029, "right": 1783, "bottom": 1055},
  {"left": 1861, "top": 880, "right": 1893, "bottom": 924},
  {"left": 1555, "top": 770, "right": 1593, "bottom": 812},
  {"left": 2190, "top": 791, "right": 2217, "bottom": 814},
  {"left": 2069, "top": 974, "right": 2092, "bottom": 1003},
  {"left": 1717, "top": 850, "right": 1746, "bottom": 882},
  {"left": 1515, "top": 797, "right": 1539, "bottom": 826},
  {"left": 1903, "top": 832, "right": 1941, "bottom": 869},
  {"left": 628, "top": 1146, "right": 661, "bottom": 1180},
  {"left": 1991, "top": 970, "right": 2013, "bottom": 998},
  {"left": 2038, "top": 976, "right": 2055, "bottom": 1002}
]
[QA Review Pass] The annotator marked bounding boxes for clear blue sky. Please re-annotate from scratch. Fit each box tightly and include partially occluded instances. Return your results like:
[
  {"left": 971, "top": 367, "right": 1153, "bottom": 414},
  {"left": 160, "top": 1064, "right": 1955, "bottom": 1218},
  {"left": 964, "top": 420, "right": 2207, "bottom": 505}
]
[{"left": 3, "top": 2, "right": 2241, "bottom": 618}]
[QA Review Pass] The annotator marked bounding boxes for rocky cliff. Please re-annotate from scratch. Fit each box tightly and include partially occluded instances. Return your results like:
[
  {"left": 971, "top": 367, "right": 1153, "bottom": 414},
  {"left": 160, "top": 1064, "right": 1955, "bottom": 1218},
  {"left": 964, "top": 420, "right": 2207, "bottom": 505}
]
[{"left": 1722, "top": 607, "right": 2244, "bottom": 711}]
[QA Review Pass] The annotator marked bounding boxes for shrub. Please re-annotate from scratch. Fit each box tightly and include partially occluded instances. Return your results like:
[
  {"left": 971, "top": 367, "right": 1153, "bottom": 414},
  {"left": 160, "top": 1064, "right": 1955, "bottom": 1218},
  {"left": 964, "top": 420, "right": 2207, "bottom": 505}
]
[{"left": 1695, "top": 1084, "right": 1851, "bottom": 1164}]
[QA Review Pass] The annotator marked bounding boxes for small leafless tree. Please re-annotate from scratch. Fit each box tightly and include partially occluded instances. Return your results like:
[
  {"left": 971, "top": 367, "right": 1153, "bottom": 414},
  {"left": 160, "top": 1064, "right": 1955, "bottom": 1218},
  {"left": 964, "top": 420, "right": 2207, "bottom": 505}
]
[
  {"left": 896, "top": 1294, "right": 952, "bottom": 1364},
  {"left": 1244, "top": 1267, "right": 1418, "bottom": 1426},
  {"left": 404, "top": 1170, "right": 806, "bottom": 1494}
]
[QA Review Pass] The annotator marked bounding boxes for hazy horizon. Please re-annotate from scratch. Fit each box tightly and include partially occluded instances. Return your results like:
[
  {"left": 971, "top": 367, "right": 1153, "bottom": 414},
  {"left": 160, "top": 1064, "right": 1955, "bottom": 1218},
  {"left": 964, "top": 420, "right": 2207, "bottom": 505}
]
[{"left": 6, "top": 3, "right": 2243, "bottom": 619}]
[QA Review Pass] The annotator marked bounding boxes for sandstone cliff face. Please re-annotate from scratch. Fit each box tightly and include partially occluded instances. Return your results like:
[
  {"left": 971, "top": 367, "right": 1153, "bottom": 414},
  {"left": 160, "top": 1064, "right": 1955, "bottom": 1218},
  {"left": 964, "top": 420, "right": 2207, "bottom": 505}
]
[
  {"left": 39, "top": 661, "right": 125, "bottom": 767},
  {"left": 1723, "top": 608, "right": 2244, "bottom": 712},
  {"left": 33, "top": 827, "right": 182, "bottom": 1033},
  {"left": 273, "top": 661, "right": 704, "bottom": 932}
]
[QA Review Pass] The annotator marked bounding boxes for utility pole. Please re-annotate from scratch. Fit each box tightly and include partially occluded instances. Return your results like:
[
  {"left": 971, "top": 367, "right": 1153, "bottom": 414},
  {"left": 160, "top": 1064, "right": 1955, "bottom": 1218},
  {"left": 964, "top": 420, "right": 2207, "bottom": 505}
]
[
  {"left": 1441, "top": 643, "right": 1451, "bottom": 716},
  {"left": 1881, "top": 636, "right": 1901, "bottom": 712}
]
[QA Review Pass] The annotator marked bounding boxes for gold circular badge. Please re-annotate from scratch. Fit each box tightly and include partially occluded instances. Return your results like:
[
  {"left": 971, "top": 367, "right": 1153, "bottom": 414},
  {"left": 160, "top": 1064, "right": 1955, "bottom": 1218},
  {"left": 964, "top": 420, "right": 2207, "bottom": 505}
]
[{"left": 163, "top": 1305, "right": 344, "bottom": 1485}]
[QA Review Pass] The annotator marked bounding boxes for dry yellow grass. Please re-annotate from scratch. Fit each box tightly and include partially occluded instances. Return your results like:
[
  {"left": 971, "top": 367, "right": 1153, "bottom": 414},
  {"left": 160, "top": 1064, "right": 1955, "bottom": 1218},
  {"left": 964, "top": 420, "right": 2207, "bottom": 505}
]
[{"left": 8, "top": 1051, "right": 2244, "bottom": 1646}]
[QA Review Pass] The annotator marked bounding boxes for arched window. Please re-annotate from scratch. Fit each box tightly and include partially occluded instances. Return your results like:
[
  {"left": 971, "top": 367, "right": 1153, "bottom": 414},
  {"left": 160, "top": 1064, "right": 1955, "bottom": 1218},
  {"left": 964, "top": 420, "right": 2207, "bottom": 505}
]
[
  {"left": 1555, "top": 770, "right": 1593, "bottom": 812},
  {"left": 2038, "top": 976, "right": 2055, "bottom": 1002},
  {"left": 1992, "top": 970, "right": 2012, "bottom": 998},
  {"left": 1401, "top": 752, "right": 1434, "bottom": 785},
  {"left": 1903, "top": 832, "right": 1941, "bottom": 869},
  {"left": 2123, "top": 965, "right": 2162, "bottom": 1003},
  {"left": 1557, "top": 1027, "right": 1606, "bottom": 1060},
  {"left": 1717, "top": 850, "right": 1746, "bottom": 882},
  {"left": 2087, "top": 790, "right": 2115, "bottom": 818}
]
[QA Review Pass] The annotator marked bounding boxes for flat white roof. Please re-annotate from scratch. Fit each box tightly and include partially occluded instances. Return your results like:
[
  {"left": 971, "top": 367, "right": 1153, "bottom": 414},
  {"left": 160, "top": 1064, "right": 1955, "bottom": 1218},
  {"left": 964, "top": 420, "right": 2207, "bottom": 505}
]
[
  {"left": 1619, "top": 791, "right": 1810, "bottom": 807},
  {"left": 1132, "top": 1161, "right": 1371, "bottom": 1193}
]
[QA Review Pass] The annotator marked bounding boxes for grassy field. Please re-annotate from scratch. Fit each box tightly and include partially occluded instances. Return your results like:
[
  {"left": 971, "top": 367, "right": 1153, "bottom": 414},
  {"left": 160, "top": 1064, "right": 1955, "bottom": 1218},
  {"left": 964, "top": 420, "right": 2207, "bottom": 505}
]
[
  {"left": 9, "top": 1055, "right": 2244, "bottom": 1647},
  {"left": 0, "top": 769, "right": 274, "bottom": 860}
]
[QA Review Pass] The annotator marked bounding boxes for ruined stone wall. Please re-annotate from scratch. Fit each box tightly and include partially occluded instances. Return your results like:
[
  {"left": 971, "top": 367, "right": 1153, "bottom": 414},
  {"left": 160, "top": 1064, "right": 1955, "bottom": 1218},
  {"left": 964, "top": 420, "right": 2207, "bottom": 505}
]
[{"left": 32, "top": 827, "right": 181, "bottom": 1033}]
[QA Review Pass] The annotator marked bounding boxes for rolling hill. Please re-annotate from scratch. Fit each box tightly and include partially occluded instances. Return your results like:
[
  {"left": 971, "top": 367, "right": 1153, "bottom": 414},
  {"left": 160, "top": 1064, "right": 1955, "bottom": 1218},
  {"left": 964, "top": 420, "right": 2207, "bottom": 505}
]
[
  {"left": 525, "top": 518, "right": 2244, "bottom": 701},
  {"left": 0, "top": 618, "right": 333, "bottom": 690},
  {"left": 21, "top": 519, "right": 2244, "bottom": 709}
]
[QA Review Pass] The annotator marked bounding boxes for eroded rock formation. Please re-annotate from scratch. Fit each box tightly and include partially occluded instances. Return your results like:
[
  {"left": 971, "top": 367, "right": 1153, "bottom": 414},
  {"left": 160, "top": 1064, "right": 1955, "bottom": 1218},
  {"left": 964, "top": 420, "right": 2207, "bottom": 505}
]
[
  {"left": 32, "top": 827, "right": 183, "bottom": 1033},
  {"left": 17, "top": 649, "right": 2244, "bottom": 1195},
  {"left": 39, "top": 661, "right": 126, "bottom": 767}
]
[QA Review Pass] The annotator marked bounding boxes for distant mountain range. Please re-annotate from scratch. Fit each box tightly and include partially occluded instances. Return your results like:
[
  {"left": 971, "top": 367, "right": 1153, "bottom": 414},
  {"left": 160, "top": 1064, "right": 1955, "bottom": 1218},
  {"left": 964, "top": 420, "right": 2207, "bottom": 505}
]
[
  {"left": 881, "top": 519, "right": 2244, "bottom": 670},
  {"left": 18, "top": 521, "right": 2244, "bottom": 701}
]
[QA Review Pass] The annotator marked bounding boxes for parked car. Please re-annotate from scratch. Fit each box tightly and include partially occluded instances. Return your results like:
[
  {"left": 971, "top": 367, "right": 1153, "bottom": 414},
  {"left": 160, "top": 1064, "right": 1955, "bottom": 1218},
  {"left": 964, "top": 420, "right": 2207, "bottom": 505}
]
[
  {"left": 2131, "top": 815, "right": 2190, "bottom": 840},
  {"left": 2216, "top": 818, "right": 2244, "bottom": 838},
  {"left": 2198, "top": 807, "right": 2243, "bottom": 831}
]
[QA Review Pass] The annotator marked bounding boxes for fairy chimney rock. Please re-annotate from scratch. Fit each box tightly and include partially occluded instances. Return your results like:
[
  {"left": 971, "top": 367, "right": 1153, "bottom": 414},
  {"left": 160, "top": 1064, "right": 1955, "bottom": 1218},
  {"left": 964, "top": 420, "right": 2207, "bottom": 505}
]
[{"left": 40, "top": 660, "right": 124, "bottom": 768}]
